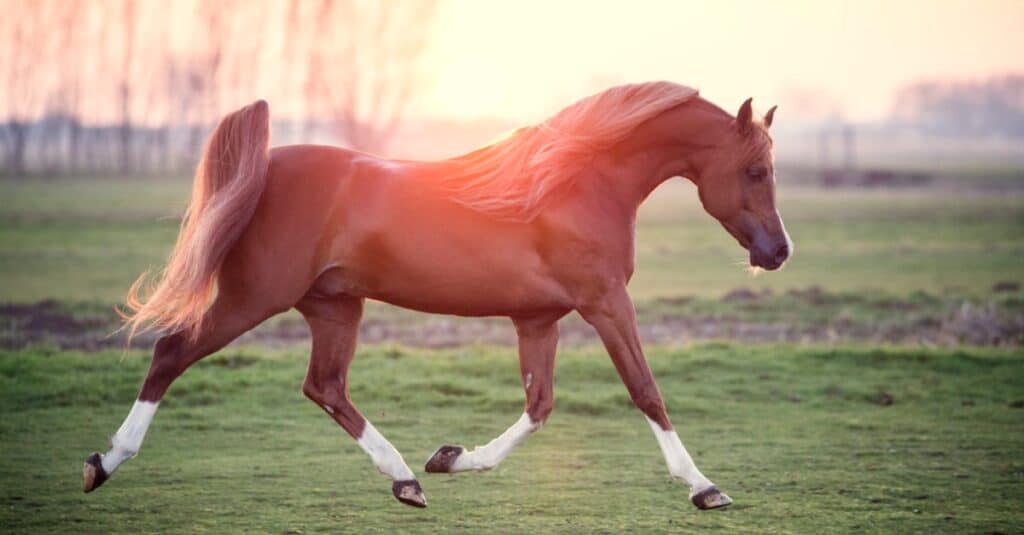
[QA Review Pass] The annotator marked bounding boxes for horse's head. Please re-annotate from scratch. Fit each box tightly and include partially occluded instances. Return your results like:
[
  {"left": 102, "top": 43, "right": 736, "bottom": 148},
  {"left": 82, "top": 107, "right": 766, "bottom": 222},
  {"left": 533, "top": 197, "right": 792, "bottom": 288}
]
[{"left": 694, "top": 98, "right": 792, "bottom": 271}]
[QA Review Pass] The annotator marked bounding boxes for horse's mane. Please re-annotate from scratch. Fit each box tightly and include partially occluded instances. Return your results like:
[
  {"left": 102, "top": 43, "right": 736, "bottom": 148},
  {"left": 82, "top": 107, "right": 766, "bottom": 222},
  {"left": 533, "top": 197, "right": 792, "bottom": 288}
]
[{"left": 438, "top": 81, "right": 699, "bottom": 222}]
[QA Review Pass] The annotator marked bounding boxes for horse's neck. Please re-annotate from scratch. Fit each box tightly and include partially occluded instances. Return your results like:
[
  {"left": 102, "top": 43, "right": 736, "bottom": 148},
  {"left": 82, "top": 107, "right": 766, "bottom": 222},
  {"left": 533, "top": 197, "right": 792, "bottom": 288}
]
[{"left": 596, "top": 101, "right": 729, "bottom": 212}]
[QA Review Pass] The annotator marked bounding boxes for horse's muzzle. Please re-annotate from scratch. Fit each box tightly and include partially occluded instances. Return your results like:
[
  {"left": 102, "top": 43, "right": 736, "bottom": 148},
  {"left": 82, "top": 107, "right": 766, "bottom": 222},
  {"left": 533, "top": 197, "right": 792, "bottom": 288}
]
[{"left": 750, "top": 240, "right": 791, "bottom": 271}]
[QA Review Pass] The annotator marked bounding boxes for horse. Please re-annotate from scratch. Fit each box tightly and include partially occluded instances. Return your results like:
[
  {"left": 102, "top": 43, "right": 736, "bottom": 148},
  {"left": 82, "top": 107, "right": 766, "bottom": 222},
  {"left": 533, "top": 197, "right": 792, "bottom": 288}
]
[{"left": 82, "top": 81, "right": 792, "bottom": 511}]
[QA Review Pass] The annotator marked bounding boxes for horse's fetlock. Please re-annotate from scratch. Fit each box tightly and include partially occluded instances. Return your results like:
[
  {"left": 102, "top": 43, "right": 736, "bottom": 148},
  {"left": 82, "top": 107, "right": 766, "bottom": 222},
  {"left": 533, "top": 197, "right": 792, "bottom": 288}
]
[{"left": 529, "top": 393, "right": 554, "bottom": 422}]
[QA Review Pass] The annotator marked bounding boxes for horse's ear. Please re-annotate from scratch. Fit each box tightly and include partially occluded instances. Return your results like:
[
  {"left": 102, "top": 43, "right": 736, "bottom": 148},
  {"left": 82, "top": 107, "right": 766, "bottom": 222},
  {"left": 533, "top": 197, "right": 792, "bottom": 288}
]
[
  {"left": 764, "top": 105, "right": 777, "bottom": 128},
  {"left": 736, "top": 97, "right": 754, "bottom": 134}
]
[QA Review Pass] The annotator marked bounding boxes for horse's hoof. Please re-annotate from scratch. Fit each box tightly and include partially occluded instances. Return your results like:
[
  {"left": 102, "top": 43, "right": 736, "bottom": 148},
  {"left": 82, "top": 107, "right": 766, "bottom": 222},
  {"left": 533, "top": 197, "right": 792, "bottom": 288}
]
[
  {"left": 690, "top": 486, "right": 732, "bottom": 510},
  {"left": 425, "top": 445, "right": 465, "bottom": 473},
  {"left": 392, "top": 479, "right": 427, "bottom": 508},
  {"left": 82, "top": 452, "right": 109, "bottom": 493}
]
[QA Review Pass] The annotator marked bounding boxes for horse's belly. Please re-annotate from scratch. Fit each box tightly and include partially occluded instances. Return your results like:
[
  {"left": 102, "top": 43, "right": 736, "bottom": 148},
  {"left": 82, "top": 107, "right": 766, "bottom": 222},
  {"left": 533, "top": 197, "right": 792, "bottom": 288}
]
[
  {"left": 372, "top": 284, "right": 561, "bottom": 317},
  {"left": 331, "top": 247, "right": 570, "bottom": 317}
]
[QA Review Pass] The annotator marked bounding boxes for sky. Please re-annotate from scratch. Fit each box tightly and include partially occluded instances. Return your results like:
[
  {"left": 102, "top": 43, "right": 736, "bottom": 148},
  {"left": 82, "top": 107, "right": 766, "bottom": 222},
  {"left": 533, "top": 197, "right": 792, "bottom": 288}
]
[
  {"left": 5, "top": 0, "right": 1022, "bottom": 129},
  {"left": 415, "top": 0, "right": 1024, "bottom": 123}
]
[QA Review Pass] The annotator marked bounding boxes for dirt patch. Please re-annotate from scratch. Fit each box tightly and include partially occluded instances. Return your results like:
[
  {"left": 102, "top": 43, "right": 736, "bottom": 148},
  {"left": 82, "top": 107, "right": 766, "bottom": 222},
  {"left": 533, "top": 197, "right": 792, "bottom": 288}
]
[
  {"left": 993, "top": 281, "right": 1020, "bottom": 293},
  {"left": 2, "top": 290, "right": 1022, "bottom": 351},
  {"left": 0, "top": 300, "right": 111, "bottom": 350},
  {"left": 654, "top": 296, "right": 694, "bottom": 306},
  {"left": 722, "top": 288, "right": 762, "bottom": 302},
  {"left": 941, "top": 302, "right": 1024, "bottom": 346},
  {"left": 0, "top": 300, "right": 99, "bottom": 333},
  {"left": 786, "top": 286, "right": 831, "bottom": 305}
]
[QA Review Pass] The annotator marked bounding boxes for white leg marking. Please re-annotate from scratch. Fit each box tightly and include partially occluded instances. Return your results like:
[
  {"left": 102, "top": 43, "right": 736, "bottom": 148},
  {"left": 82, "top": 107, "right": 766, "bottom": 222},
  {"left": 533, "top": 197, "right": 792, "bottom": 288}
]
[
  {"left": 101, "top": 400, "right": 159, "bottom": 474},
  {"left": 451, "top": 412, "right": 539, "bottom": 472},
  {"left": 645, "top": 416, "right": 714, "bottom": 492},
  {"left": 357, "top": 422, "right": 416, "bottom": 481}
]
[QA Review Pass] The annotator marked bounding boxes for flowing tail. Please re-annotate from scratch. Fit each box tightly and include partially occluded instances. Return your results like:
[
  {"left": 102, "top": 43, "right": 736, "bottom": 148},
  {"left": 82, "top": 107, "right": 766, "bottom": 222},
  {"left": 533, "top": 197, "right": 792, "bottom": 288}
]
[{"left": 122, "top": 100, "right": 271, "bottom": 344}]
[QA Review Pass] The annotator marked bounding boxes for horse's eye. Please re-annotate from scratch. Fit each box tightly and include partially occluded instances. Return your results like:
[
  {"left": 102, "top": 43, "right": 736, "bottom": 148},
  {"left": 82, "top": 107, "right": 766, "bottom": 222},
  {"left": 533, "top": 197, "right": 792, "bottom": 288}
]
[{"left": 747, "top": 166, "right": 768, "bottom": 181}]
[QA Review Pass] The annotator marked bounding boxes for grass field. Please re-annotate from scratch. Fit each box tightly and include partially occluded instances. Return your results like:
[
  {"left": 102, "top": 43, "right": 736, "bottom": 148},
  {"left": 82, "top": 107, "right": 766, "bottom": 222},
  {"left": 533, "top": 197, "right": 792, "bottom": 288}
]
[
  {"left": 1, "top": 176, "right": 1022, "bottom": 533},
  {"left": 1, "top": 178, "right": 1022, "bottom": 302},
  {"left": 2, "top": 344, "right": 1022, "bottom": 533}
]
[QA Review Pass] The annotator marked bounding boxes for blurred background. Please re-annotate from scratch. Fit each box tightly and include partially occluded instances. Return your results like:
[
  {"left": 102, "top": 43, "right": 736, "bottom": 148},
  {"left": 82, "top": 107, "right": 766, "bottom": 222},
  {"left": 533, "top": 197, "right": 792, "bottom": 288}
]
[
  {"left": 3, "top": 0, "right": 1023, "bottom": 171},
  {"left": 1, "top": 0, "right": 1021, "bottom": 348},
  {"left": 2, "top": 2, "right": 1023, "bottom": 532}
]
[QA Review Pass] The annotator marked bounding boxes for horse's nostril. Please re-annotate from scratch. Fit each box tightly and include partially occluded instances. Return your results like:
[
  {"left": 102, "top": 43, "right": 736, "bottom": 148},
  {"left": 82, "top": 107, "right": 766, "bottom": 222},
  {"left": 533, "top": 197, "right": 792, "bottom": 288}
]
[{"left": 773, "top": 244, "right": 789, "bottom": 262}]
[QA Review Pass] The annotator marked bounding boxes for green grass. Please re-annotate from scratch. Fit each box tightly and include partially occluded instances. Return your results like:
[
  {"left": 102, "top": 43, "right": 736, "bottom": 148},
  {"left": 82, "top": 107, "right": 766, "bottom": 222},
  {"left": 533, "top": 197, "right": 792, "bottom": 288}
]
[
  {"left": 1, "top": 177, "right": 1022, "bottom": 532},
  {"left": 635, "top": 182, "right": 1024, "bottom": 300},
  {"left": 1, "top": 178, "right": 1022, "bottom": 303},
  {"left": 1, "top": 344, "right": 1022, "bottom": 533}
]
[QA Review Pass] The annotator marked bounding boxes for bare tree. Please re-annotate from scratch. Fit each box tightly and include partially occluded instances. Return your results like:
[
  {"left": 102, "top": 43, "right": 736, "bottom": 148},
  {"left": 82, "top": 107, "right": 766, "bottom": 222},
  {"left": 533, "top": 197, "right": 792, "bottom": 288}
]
[
  {"left": 116, "top": 0, "right": 138, "bottom": 174},
  {"left": 218, "top": 0, "right": 269, "bottom": 110},
  {"left": 0, "top": 0, "right": 54, "bottom": 175},
  {"left": 1, "top": 0, "right": 440, "bottom": 176},
  {"left": 181, "top": 0, "right": 235, "bottom": 163},
  {"left": 892, "top": 75, "right": 1024, "bottom": 137},
  {"left": 50, "top": 1, "right": 86, "bottom": 173},
  {"left": 301, "top": 0, "right": 437, "bottom": 154}
]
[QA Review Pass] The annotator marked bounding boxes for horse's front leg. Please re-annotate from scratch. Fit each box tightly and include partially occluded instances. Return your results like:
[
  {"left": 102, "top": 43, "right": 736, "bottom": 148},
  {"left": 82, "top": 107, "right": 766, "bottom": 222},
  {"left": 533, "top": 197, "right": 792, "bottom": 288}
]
[
  {"left": 579, "top": 285, "right": 732, "bottom": 510},
  {"left": 425, "top": 314, "right": 561, "bottom": 473}
]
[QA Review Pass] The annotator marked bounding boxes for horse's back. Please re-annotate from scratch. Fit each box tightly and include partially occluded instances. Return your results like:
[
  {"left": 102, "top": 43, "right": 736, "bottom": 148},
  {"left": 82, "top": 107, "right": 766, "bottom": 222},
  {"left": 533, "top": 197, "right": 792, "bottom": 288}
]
[
  {"left": 267, "top": 144, "right": 361, "bottom": 188},
  {"left": 241, "top": 144, "right": 580, "bottom": 316}
]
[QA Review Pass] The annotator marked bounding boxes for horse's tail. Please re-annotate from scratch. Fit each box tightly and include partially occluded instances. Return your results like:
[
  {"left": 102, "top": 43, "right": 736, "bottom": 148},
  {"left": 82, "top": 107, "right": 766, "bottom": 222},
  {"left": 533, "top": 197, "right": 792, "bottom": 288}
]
[{"left": 122, "top": 100, "right": 271, "bottom": 345}]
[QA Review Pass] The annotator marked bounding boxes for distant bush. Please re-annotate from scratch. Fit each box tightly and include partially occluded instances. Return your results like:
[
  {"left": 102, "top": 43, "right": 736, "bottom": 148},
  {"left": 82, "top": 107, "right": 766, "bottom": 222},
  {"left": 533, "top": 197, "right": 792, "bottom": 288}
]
[{"left": 891, "top": 74, "right": 1024, "bottom": 138}]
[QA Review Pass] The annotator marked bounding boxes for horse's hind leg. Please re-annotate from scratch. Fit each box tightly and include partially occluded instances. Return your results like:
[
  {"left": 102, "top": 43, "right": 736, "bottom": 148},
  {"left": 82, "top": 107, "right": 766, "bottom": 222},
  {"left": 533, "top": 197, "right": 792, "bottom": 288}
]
[
  {"left": 425, "top": 314, "right": 561, "bottom": 473},
  {"left": 82, "top": 291, "right": 281, "bottom": 493},
  {"left": 297, "top": 295, "right": 425, "bottom": 508}
]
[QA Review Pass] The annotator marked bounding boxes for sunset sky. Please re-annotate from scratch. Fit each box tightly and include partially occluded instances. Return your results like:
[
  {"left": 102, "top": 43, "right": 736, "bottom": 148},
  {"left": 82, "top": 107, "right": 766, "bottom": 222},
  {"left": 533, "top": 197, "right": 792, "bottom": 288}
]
[
  {"left": 418, "top": 0, "right": 1024, "bottom": 123},
  {"left": 5, "top": 0, "right": 1023, "bottom": 128}
]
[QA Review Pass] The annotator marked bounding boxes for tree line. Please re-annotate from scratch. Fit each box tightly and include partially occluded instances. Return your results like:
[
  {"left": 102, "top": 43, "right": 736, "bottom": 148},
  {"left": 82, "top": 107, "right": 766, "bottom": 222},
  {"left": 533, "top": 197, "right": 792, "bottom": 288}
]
[
  {"left": 0, "top": 0, "right": 435, "bottom": 177},
  {"left": 890, "top": 75, "right": 1024, "bottom": 138}
]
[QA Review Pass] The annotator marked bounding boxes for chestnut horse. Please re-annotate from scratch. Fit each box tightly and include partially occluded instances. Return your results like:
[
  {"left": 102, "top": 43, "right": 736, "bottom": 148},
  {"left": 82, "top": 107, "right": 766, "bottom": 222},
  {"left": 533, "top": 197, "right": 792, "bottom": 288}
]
[{"left": 83, "top": 82, "right": 791, "bottom": 510}]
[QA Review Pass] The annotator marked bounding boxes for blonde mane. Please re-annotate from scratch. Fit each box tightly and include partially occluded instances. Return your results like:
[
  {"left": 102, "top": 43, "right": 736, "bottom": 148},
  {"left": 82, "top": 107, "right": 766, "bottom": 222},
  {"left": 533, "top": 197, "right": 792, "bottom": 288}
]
[{"left": 439, "top": 81, "right": 699, "bottom": 222}]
